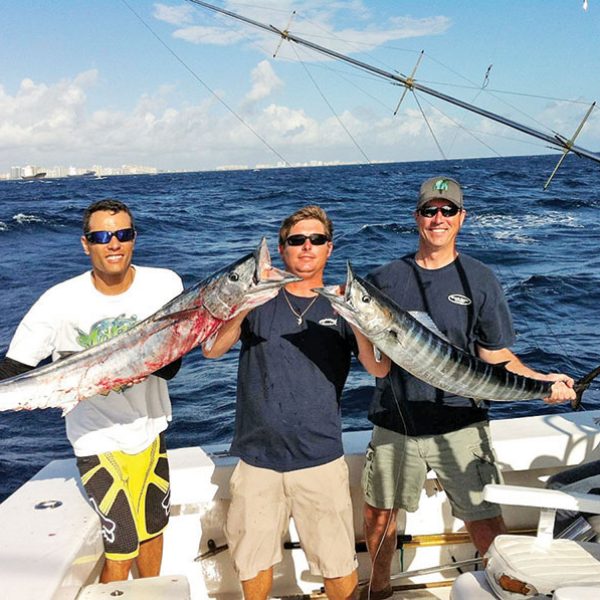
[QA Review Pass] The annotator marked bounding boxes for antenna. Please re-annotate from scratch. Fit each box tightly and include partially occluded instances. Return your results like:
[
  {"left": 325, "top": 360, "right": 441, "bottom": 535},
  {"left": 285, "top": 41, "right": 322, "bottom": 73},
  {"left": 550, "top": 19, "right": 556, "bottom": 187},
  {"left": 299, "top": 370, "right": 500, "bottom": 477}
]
[
  {"left": 482, "top": 64, "right": 493, "bottom": 89},
  {"left": 273, "top": 11, "right": 296, "bottom": 58},
  {"left": 544, "top": 102, "right": 596, "bottom": 190},
  {"left": 393, "top": 51, "right": 424, "bottom": 116}
]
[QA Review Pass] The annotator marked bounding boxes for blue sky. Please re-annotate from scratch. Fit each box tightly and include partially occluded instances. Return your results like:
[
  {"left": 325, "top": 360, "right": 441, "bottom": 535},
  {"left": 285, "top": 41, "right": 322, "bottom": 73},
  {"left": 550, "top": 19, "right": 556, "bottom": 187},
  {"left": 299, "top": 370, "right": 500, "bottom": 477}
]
[{"left": 1, "top": 0, "right": 599, "bottom": 171}]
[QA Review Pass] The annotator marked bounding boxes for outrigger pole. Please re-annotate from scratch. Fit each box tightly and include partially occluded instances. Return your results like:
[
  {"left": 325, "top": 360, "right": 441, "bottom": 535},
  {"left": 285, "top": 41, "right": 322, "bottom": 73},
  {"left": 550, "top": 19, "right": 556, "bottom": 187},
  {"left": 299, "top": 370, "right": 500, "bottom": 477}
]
[{"left": 187, "top": 0, "right": 600, "bottom": 170}]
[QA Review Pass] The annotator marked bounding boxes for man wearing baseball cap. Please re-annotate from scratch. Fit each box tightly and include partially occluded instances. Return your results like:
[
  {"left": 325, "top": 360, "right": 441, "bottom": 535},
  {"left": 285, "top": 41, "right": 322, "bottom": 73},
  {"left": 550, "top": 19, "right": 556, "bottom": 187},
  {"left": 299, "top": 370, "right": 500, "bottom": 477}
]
[{"left": 358, "top": 176, "right": 575, "bottom": 599}]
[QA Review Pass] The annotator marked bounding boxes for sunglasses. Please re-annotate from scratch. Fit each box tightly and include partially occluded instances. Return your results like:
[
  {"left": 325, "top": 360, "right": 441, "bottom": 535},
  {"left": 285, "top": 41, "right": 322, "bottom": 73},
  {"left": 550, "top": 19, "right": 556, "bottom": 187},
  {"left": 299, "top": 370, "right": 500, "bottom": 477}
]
[
  {"left": 418, "top": 205, "right": 461, "bottom": 218},
  {"left": 285, "top": 233, "right": 331, "bottom": 246},
  {"left": 84, "top": 227, "right": 136, "bottom": 244}
]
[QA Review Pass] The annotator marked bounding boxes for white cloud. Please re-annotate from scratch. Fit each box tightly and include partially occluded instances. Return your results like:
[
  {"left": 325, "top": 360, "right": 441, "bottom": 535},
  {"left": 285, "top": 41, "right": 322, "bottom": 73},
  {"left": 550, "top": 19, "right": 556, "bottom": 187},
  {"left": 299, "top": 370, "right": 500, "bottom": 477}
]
[
  {"left": 2, "top": 61, "right": 596, "bottom": 174},
  {"left": 243, "top": 61, "right": 283, "bottom": 105},
  {"left": 173, "top": 25, "right": 247, "bottom": 45},
  {"left": 0, "top": 71, "right": 98, "bottom": 150},
  {"left": 153, "top": 3, "right": 195, "bottom": 26},
  {"left": 156, "top": 1, "right": 452, "bottom": 60}
]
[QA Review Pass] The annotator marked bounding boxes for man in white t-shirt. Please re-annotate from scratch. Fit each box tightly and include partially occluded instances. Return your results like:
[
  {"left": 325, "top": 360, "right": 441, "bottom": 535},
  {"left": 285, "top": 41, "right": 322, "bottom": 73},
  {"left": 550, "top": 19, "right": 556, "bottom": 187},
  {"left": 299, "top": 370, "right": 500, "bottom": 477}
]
[{"left": 0, "top": 199, "right": 184, "bottom": 582}]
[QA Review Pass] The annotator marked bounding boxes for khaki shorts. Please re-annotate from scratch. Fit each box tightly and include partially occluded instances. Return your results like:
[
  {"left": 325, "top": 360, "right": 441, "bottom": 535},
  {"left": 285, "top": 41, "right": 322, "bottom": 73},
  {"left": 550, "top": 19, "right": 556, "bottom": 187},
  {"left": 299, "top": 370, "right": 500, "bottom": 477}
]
[
  {"left": 225, "top": 457, "right": 358, "bottom": 581},
  {"left": 362, "top": 423, "right": 503, "bottom": 521},
  {"left": 77, "top": 433, "right": 170, "bottom": 561}
]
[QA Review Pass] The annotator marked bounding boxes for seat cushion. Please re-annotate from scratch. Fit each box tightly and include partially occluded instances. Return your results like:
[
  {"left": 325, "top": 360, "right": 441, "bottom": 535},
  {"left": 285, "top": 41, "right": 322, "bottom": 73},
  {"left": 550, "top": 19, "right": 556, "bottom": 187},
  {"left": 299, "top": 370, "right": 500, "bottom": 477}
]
[{"left": 485, "top": 535, "right": 600, "bottom": 599}]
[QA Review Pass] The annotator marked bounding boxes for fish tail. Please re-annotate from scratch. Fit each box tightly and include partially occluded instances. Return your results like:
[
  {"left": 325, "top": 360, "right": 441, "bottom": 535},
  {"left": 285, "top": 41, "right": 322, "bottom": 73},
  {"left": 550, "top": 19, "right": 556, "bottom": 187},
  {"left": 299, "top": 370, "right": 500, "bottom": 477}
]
[{"left": 573, "top": 363, "right": 600, "bottom": 410}]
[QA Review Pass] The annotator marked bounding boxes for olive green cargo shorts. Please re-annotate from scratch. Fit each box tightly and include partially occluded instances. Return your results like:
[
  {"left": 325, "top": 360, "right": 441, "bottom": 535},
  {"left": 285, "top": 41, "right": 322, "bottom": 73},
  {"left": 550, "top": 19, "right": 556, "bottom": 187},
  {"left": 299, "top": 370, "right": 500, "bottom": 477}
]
[{"left": 362, "top": 422, "right": 503, "bottom": 521}]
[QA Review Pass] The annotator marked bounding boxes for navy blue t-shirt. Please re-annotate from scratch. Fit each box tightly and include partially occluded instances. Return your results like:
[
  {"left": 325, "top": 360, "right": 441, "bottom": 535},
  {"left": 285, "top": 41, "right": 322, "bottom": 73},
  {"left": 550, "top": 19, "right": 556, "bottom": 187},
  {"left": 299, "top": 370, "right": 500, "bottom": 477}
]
[
  {"left": 368, "top": 253, "right": 516, "bottom": 436},
  {"left": 231, "top": 292, "right": 358, "bottom": 471}
]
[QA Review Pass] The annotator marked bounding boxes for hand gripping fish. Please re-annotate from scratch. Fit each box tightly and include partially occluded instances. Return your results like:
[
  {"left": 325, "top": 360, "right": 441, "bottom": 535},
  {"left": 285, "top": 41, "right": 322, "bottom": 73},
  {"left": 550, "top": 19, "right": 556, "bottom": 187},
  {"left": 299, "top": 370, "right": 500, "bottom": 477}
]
[
  {"left": 316, "top": 263, "right": 600, "bottom": 409},
  {"left": 0, "top": 239, "right": 299, "bottom": 414}
]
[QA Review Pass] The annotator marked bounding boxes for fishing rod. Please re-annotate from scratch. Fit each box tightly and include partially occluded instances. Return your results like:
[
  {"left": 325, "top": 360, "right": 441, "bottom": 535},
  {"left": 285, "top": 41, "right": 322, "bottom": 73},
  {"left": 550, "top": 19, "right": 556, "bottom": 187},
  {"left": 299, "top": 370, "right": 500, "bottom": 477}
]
[{"left": 186, "top": 0, "right": 600, "bottom": 169}]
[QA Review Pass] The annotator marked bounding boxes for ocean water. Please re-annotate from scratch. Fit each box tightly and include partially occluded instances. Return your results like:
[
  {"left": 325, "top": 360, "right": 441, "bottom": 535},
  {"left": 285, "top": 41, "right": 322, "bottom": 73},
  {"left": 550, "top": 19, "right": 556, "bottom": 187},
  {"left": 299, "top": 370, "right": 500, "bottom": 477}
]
[{"left": 1, "top": 154, "right": 600, "bottom": 502}]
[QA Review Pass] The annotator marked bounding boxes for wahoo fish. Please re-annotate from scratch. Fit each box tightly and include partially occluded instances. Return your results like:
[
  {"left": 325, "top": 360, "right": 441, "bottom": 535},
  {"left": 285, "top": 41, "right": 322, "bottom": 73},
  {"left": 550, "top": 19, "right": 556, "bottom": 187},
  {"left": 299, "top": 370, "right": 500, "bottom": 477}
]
[
  {"left": 316, "top": 263, "right": 599, "bottom": 409},
  {"left": 0, "top": 239, "right": 298, "bottom": 414}
]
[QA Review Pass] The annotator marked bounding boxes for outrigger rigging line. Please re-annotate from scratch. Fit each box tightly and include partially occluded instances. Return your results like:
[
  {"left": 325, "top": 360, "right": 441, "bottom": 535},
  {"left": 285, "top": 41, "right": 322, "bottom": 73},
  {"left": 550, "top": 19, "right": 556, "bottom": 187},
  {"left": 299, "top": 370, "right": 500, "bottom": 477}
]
[{"left": 186, "top": 0, "right": 600, "bottom": 171}]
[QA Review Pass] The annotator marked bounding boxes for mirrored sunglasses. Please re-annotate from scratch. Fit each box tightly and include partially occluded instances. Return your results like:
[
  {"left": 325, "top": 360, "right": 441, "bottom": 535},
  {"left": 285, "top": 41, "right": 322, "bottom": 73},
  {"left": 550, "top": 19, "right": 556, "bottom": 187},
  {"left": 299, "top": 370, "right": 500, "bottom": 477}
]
[
  {"left": 285, "top": 233, "right": 331, "bottom": 246},
  {"left": 84, "top": 227, "right": 136, "bottom": 245},
  {"left": 418, "top": 205, "right": 460, "bottom": 218}
]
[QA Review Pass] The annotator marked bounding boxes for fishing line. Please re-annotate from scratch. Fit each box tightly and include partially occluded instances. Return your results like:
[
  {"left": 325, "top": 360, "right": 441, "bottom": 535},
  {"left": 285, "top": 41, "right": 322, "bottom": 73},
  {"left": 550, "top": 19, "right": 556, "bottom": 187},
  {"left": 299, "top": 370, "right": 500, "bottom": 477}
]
[
  {"left": 411, "top": 93, "right": 448, "bottom": 161},
  {"left": 290, "top": 44, "right": 372, "bottom": 165},
  {"left": 246, "top": 5, "right": 400, "bottom": 115},
  {"left": 445, "top": 66, "right": 491, "bottom": 155},
  {"left": 413, "top": 93, "right": 504, "bottom": 158},
  {"left": 363, "top": 372, "right": 410, "bottom": 599},
  {"left": 120, "top": 0, "right": 291, "bottom": 167},
  {"left": 302, "top": 63, "right": 399, "bottom": 114},
  {"left": 278, "top": 38, "right": 404, "bottom": 114}
]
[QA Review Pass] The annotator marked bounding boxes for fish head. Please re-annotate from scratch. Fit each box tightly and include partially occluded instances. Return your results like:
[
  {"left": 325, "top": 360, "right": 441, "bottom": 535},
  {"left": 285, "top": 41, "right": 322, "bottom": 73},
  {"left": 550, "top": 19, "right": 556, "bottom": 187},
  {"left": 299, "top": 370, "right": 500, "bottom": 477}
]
[
  {"left": 314, "top": 262, "right": 392, "bottom": 337},
  {"left": 203, "top": 238, "right": 300, "bottom": 319}
]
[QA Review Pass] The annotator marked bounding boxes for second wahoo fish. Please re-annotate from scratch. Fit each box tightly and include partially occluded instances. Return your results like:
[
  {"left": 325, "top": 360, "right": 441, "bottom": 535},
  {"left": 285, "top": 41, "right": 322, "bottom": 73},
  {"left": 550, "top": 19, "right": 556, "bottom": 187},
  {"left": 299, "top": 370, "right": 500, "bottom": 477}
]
[{"left": 316, "top": 263, "right": 599, "bottom": 409}]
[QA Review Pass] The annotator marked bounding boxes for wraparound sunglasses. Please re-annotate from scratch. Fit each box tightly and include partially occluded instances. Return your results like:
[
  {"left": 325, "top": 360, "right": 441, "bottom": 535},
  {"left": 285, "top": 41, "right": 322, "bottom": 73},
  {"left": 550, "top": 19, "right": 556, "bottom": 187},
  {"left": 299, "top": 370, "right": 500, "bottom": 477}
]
[
  {"left": 84, "top": 228, "right": 136, "bottom": 244},
  {"left": 285, "top": 233, "right": 331, "bottom": 246}
]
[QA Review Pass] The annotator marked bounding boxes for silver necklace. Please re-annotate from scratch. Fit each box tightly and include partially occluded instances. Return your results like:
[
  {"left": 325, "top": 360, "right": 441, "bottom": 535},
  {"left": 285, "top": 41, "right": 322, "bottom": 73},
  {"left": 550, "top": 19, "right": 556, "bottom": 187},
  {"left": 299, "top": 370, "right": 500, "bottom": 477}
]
[{"left": 282, "top": 289, "right": 318, "bottom": 325}]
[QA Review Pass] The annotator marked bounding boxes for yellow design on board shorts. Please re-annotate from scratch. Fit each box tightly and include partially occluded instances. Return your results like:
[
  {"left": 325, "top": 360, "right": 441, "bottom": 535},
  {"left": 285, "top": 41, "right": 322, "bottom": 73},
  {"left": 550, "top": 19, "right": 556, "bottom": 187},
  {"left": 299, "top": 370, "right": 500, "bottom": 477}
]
[{"left": 76, "top": 432, "right": 170, "bottom": 561}]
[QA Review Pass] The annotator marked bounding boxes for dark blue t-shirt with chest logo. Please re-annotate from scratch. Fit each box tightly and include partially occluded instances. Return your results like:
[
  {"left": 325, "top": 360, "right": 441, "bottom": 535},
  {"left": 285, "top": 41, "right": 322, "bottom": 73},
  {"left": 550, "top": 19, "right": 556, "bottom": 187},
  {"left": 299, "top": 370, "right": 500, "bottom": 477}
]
[
  {"left": 368, "top": 253, "right": 516, "bottom": 436},
  {"left": 232, "top": 292, "right": 358, "bottom": 471}
]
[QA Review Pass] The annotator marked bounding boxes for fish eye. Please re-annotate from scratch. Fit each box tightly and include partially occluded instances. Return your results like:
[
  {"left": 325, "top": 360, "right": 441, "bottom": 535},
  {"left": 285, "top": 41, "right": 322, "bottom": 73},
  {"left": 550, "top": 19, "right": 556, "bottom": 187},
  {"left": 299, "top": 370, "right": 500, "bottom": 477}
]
[
  {"left": 228, "top": 272, "right": 240, "bottom": 282},
  {"left": 361, "top": 294, "right": 371, "bottom": 303}
]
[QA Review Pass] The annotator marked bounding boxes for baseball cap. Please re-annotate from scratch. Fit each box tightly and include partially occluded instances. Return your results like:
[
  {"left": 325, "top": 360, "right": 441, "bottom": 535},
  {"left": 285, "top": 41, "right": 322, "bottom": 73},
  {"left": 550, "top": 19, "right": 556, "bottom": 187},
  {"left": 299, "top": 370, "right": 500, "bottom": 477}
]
[{"left": 416, "top": 177, "right": 463, "bottom": 210}]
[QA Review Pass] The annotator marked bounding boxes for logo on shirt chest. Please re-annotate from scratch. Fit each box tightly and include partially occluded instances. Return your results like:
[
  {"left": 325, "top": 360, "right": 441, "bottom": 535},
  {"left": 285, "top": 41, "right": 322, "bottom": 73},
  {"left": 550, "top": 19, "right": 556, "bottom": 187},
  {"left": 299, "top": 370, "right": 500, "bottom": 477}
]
[
  {"left": 318, "top": 317, "right": 338, "bottom": 326},
  {"left": 76, "top": 314, "right": 138, "bottom": 348},
  {"left": 448, "top": 294, "right": 472, "bottom": 306}
]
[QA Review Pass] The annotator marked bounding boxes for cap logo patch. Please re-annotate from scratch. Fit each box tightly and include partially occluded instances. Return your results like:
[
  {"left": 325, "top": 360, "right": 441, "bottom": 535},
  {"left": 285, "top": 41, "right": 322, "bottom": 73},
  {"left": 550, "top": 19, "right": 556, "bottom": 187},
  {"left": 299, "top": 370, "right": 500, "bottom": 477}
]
[{"left": 433, "top": 179, "right": 450, "bottom": 192}]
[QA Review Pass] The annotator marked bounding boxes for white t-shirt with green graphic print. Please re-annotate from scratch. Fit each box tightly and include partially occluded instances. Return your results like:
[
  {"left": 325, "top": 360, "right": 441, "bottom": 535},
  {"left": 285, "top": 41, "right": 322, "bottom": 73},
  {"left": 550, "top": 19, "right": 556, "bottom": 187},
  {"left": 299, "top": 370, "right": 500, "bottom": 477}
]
[{"left": 7, "top": 266, "right": 183, "bottom": 456}]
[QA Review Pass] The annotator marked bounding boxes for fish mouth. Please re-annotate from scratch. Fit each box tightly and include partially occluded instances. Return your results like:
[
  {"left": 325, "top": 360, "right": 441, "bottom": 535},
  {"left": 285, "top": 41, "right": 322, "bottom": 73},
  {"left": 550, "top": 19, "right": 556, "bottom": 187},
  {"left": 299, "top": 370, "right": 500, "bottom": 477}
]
[{"left": 250, "top": 237, "right": 300, "bottom": 293}]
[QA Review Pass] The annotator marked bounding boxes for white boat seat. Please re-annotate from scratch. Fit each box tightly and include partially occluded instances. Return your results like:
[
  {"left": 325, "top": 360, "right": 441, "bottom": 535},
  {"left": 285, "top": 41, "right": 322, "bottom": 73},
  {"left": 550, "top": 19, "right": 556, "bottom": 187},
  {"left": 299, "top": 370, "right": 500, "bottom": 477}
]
[
  {"left": 450, "top": 571, "right": 600, "bottom": 600},
  {"left": 485, "top": 534, "right": 600, "bottom": 598},
  {"left": 79, "top": 575, "right": 190, "bottom": 599},
  {"left": 451, "top": 484, "right": 600, "bottom": 600}
]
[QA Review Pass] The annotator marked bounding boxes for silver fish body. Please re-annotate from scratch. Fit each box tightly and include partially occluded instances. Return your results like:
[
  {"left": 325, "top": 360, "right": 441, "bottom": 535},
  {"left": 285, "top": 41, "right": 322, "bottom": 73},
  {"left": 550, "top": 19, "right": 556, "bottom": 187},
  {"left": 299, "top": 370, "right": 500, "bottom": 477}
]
[
  {"left": 0, "top": 239, "right": 298, "bottom": 414},
  {"left": 317, "top": 263, "right": 554, "bottom": 403}
]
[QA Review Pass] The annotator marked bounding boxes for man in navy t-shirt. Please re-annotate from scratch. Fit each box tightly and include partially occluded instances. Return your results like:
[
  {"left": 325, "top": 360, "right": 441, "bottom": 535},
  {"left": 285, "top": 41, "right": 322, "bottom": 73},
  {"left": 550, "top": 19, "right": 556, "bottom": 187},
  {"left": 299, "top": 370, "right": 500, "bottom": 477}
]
[
  {"left": 360, "top": 176, "right": 576, "bottom": 600},
  {"left": 204, "top": 205, "right": 388, "bottom": 600}
]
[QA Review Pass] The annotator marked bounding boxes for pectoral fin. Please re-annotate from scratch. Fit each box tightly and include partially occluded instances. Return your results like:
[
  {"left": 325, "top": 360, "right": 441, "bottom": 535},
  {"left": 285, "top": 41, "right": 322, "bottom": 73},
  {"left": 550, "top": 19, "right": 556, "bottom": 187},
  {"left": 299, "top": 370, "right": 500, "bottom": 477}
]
[{"left": 408, "top": 311, "right": 451, "bottom": 343}]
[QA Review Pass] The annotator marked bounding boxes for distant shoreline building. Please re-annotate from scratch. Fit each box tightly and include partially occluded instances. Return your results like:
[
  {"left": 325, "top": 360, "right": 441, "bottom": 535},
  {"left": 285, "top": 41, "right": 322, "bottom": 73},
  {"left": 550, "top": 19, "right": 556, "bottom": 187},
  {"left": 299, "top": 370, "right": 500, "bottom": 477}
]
[{"left": 0, "top": 163, "right": 158, "bottom": 181}]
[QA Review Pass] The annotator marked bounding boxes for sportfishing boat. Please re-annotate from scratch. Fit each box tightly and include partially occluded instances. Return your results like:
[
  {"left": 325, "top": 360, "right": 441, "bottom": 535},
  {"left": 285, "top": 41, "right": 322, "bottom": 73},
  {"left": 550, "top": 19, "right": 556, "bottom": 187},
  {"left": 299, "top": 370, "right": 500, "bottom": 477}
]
[
  {"left": 1, "top": 407, "right": 599, "bottom": 599},
  {"left": 3, "top": 5, "right": 600, "bottom": 598},
  {"left": 20, "top": 172, "right": 47, "bottom": 180}
]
